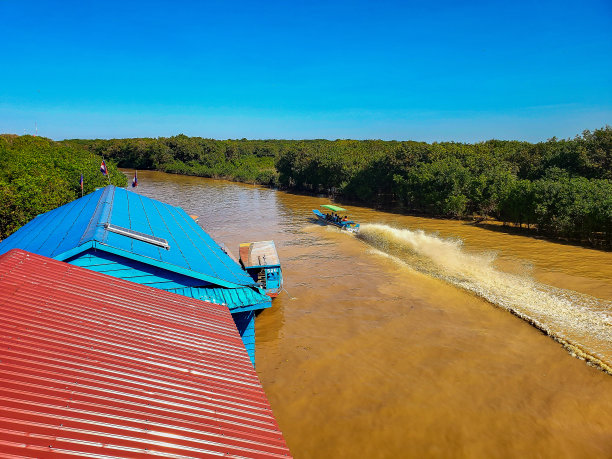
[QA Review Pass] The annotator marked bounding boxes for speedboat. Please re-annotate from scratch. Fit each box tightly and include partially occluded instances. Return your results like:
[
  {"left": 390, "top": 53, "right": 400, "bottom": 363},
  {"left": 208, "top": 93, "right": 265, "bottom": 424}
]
[{"left": 313, "top": 204, "right": 360, "bottom": 233}]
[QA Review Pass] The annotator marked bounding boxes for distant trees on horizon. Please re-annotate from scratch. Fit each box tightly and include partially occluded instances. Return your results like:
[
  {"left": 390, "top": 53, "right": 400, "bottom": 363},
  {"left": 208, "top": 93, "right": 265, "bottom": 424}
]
[
  {"left": 1, "top": 127, "right": 610, "bottom": 248},
  {"left": 63, "top": 126, "right": 611, "bottom": 247}
]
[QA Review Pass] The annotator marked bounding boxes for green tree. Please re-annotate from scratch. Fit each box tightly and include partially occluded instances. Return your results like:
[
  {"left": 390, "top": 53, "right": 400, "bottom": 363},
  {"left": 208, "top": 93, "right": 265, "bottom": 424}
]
[{"left": 0, "top": 135, "right": 126, "bottom": 239}]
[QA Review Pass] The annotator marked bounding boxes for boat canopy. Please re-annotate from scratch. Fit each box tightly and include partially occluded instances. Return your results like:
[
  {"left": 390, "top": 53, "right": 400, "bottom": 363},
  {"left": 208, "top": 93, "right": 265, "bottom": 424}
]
[{"left": 321, "top": 204, "right": 346, "bottom": 212}]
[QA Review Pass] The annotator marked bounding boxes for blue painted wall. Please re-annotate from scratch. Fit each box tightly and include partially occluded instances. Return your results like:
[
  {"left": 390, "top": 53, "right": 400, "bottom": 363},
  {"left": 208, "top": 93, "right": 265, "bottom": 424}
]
[
  {"left": 67, "top": 249, "right": 205, "bottom": 290},
  {"left": 228, "top": 311, "right": 256, "bottom": 365}
]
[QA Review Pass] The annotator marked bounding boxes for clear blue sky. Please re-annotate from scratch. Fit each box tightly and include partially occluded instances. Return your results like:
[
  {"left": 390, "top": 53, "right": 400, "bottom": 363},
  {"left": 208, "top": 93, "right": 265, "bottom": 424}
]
[{"left": 1, "top": 0, "right": 610, "bottom": 142}]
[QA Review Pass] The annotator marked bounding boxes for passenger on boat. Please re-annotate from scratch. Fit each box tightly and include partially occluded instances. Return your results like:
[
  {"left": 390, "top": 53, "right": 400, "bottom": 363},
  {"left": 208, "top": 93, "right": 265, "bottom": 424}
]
[{"left": 343, "top": 216, "right": 348, "bottom": 222}]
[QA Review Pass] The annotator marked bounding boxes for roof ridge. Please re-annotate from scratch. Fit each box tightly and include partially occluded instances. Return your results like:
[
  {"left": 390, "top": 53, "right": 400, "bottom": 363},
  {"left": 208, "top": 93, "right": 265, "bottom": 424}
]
[{"left": 79, "top": 186, "right": 114, "bottom": 246}]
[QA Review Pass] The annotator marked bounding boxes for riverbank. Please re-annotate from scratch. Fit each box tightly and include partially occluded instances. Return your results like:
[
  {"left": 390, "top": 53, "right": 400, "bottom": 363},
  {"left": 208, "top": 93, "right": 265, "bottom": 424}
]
[
  {"left": 63, "top": 127, "right": 612, "bottom": 249},
  {"left": 2, "top": 131, "right": 609, "bottom": 250}
]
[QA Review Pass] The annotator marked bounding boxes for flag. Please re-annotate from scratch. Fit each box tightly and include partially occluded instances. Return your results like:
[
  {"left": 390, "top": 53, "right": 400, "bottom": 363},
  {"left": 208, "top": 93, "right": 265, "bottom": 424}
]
[
  {"left": 79, "top": 173, "right": 83, "bottom": 190},
  {"left": 100, "top": 160, "right": 108, "bottom": 176},
  {"left": 132, "top": 170, "right": 138, "bottom": 188}
]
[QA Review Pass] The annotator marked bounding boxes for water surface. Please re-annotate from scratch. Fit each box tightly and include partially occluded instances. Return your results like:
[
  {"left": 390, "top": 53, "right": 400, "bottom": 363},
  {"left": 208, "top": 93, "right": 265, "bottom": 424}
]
[{"left": 131, "top": 170, "right": 612, "bottom": 458}]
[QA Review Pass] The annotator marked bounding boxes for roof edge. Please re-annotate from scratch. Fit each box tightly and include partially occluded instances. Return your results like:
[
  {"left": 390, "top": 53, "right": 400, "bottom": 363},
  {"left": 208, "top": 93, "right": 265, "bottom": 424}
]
[
  {"left": 90, "top": 242, "right": 247, "bottom": 289},
  {"left": 53, "top": 241, "right": 96, "bottom": 261},
  {"left": 228, "top": 301, "right": 273, "bottom": 313},
  {"left": 54, "top": 241, "right": 247, "bottom": 289}
]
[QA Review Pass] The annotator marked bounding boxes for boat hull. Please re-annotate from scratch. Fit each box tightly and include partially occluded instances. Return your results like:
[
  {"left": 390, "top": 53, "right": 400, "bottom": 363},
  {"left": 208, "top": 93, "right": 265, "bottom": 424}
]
[{"left": 313, "top": 209, "right": 360, "bottom": 233}]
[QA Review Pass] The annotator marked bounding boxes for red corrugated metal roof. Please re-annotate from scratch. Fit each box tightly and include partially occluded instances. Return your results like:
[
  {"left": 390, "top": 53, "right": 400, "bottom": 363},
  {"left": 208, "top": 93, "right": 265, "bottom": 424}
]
[{"left": 0, "top": 249, "right": 291, "bottom": 458}]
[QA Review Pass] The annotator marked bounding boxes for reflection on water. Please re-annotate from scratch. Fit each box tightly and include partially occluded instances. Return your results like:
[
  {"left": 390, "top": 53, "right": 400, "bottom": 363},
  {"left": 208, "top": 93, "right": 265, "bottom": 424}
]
[{"left": 129, "top": 170, "right": 612, "bottom": 459}]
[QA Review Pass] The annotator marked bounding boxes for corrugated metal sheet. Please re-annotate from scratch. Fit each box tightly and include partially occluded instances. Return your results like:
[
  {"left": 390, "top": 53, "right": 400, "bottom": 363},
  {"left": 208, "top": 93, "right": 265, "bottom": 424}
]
[
  {"left": 0, "top": 186, "right": 260, "bottom": 289},
  {"left": 0, "top": 249, "right": 291, "bottom": 458},
  {"left": 167, "top": 286, "right": 271, "bottom": 313}
]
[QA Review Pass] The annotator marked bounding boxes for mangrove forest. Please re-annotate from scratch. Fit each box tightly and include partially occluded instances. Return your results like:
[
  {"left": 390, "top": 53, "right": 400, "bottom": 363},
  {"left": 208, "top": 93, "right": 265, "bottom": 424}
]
[{"left": 0, "top": 127, "right": 610, "bottom": 248}]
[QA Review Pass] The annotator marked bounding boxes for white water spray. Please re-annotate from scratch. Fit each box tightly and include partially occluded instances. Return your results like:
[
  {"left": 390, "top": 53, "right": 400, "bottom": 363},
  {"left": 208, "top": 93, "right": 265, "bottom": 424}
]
[{"left": 357, "top": 223, "right": 612, "bottom": 373}]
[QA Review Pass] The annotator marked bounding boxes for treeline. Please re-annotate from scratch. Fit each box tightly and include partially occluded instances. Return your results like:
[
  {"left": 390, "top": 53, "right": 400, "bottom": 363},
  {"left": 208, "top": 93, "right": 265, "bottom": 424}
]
[
  {"left": 274, "top": 128, "right": 611, "bottom": 246},
  {"left": 64, "top": 127, "right": 611, "bottom": 247},
  {"left": 0, "top": 135, "right": 126, "bottom": 239},
  {"left": 63, "top": 135, "right": 281, "bottom": 186}
]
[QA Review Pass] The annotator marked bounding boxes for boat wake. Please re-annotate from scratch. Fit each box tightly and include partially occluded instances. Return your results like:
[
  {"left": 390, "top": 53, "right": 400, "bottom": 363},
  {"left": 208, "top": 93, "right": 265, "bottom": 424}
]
[{"left": 357, "top": 223, "right": 612, "bottom": 374}]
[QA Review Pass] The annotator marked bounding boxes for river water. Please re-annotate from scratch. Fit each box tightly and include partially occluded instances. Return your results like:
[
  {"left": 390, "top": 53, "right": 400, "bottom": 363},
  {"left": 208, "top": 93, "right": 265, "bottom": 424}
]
[{"left": 130, "top": 170, "right": 612, "bottom": 458}]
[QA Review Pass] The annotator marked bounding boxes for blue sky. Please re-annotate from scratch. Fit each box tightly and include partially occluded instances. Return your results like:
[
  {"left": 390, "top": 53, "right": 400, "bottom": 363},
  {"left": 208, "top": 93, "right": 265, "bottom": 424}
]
[{"left": 1, "top": 0, "right": 610, "bottom": 142}]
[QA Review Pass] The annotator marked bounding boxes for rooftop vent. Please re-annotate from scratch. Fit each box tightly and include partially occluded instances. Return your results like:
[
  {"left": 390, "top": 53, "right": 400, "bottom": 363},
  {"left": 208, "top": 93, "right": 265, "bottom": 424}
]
[{"left": 104, "top": 223, "right": 170, "bottom": 249}]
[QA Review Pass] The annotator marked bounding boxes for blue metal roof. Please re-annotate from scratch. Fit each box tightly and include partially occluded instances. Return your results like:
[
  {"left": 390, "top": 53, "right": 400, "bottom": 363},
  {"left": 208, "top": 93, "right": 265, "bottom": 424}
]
[
  {"left": 0, "top": 186, "right": 259, "bottom": 289},
  {"left": 168, "top": 286, "right": 272, "bottom": 313}
]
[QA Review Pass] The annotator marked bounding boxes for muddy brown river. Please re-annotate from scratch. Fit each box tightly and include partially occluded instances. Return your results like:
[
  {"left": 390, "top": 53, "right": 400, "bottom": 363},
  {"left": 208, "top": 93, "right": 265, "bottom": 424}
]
[{"left": 131, "top": 170, "right": 612, "bottom": 458}]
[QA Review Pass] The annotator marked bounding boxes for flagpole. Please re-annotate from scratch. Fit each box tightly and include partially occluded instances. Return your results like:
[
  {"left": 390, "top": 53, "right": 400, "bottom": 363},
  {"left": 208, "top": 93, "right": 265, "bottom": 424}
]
[
  {"left": 102, "top": 157, "right": 111, "bottom": 186},
  {"left": 131, "top": 170, "right": 138, "bottom": 192}
]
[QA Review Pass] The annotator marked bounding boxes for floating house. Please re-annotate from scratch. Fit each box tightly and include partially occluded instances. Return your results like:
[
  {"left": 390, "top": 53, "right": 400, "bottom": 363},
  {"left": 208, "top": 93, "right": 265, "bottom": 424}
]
[
  {"left": 0, "top": 186, "right": 271, "bottom": 364},
  {"left": 0, "top": 249, "right": 291, "bottom": 457}
]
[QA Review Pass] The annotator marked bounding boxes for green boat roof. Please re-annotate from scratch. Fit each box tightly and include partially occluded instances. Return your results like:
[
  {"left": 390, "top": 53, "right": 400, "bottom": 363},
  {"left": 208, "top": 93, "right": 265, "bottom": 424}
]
[{"left": 321, "top": 204, "right": 346, "bottom": 212}]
